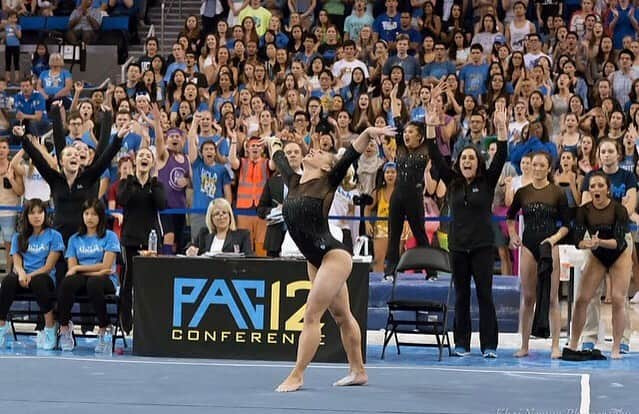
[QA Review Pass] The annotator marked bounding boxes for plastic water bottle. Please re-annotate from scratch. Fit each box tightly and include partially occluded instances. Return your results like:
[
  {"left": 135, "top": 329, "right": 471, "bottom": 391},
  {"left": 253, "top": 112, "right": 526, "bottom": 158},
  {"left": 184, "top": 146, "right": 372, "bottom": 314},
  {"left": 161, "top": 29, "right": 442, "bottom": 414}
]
[
  {"left": 104, "top": 327, "right": 113, "bottom": 356},
  {"left": 148, "top": 229, "right": 158, "bottom": 254}
]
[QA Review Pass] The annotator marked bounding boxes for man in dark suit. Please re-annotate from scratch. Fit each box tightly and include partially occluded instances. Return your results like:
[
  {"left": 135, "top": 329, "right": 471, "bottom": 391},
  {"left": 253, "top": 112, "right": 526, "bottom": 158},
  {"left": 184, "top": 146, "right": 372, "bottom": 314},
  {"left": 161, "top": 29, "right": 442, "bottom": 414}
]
[{"left": 258, "top": 141, "right": 303, "bottom": 257}]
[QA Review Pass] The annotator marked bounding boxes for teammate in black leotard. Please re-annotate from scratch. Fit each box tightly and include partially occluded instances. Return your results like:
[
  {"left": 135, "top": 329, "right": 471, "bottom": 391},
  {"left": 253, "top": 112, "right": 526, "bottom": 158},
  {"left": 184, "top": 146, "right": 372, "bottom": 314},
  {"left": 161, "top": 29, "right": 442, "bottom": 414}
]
[
  {"left": 384, "top": 85, "right": 431, "bottom": 276},
  {"left": 567, "top": 171, "right": 632, "bottom": 359},
  {"left": 507, "top": 152, "right": 571, "bottom": 359},
  {"left": 266, "top": 126, "right": 396, "bottom": 393}
]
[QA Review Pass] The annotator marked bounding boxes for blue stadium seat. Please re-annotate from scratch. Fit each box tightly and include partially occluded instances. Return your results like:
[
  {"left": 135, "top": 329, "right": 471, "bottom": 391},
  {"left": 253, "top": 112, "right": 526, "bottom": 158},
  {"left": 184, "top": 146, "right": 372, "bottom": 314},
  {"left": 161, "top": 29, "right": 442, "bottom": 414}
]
[
  {"left": 101, "top": 16, "right": 129, "bottom": 31},
  {"left": 19, "top": 16, "right": 46, "bottom": 31},
  {"left": 46, "top": 16, "right": 70, "bottom": 31}
]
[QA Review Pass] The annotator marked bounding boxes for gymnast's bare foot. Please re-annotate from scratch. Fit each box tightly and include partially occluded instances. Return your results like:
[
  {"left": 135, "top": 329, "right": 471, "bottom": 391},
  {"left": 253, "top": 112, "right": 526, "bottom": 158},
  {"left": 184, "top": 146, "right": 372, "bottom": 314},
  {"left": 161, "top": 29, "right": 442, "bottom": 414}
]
[
  {"left": 276, "top": 374, "right": 304, "bottom": 392},
  {"left": 333, "top": 371, "right": 368, "bottom": 387},
  {"left": 551, "top": 347, "right": 562, "bottom": 359},
  {"left": 611, "top": 348, "right": 623, "bottom": 360},
  {"left": 514, "top": 348, "right": 529, "bottom": 358}
]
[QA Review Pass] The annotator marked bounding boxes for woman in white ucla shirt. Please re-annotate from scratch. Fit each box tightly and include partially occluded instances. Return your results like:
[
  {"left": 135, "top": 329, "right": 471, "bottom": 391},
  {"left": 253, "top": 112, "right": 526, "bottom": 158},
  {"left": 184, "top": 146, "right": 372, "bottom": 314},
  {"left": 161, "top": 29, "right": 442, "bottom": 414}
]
[
  {"left": 57, "top": 199, "right": 121, "bottom": 353},
  {"left": 0, "top": 198, "right": 64, "bottom": 350}
]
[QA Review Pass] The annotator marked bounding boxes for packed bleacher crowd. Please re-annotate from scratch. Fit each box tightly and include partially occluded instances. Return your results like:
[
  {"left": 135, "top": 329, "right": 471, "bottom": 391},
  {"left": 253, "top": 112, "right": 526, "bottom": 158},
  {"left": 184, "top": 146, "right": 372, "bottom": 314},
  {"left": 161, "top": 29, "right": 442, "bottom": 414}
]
[{"left": 0, "top": 0, "right": 639, "bottom": 358}]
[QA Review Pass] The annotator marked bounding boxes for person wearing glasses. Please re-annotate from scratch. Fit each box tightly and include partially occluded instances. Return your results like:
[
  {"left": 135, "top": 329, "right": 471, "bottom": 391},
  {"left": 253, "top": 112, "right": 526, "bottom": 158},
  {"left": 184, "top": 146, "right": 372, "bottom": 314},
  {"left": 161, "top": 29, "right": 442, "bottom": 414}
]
[
  {"left": 421, "top": 41, "right": 456, "bottom": 85},
  {"left": 185, "top": 198, "right": 253, "bottom": 256},
  {"left": 523, "top": 33, "right": 551, "bottom": 70}
]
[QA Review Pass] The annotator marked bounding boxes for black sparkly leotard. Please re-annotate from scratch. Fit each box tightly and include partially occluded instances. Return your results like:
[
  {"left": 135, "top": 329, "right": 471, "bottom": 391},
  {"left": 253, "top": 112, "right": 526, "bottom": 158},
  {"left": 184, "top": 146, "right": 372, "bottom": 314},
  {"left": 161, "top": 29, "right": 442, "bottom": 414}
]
[
  {"left": 507, "top": 183, "right": 571, "bottom": 261},
  {"left": 273, "top": 145, "right": 361, "bottom": 268},
  {"left": 574, "top": 200, "right": 629, "bottom": 268}
]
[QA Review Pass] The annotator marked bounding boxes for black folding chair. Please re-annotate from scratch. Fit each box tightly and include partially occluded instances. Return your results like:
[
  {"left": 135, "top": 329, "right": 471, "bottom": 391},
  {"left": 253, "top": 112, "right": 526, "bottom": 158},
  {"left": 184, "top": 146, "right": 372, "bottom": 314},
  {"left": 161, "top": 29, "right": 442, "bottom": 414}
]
[
  {"left": 8, "top": 292, "right": 127, "bottom": 349},
  {"left": 381, "top": 247, "right": 453, "bottom": 361}
]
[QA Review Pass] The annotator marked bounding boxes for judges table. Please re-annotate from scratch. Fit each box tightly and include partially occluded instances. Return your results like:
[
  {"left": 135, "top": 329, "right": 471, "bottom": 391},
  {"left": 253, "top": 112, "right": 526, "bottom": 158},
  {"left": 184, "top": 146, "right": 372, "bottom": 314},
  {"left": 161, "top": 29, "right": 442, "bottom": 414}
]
[{"left": 132, "top": 256, "right": 369, "bottom": 362}]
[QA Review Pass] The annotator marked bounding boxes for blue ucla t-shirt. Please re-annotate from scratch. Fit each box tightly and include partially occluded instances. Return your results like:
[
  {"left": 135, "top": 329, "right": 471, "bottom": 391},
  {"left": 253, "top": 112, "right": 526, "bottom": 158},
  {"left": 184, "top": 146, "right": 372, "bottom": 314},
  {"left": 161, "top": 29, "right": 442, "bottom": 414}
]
[
  {"left": 192, "top": 158, "right": 232, "bottom": 209},
  {"left": 459, "top": 63, "right": 489, "bottom": 98},
  {"left": 65, "top": 230, "right": 121, "bottom": 287},
  {"left": 372, "top": 14, "right": 401, "bottom": 42},
  {"left": 10, "top": 228, "right": 65, "bottom": 284},
  {"left": 5, "top": 24, "right": 21, "bottom": 47},
  {"left": 39, "top": 69, "right": 72, "bottom": 98}
]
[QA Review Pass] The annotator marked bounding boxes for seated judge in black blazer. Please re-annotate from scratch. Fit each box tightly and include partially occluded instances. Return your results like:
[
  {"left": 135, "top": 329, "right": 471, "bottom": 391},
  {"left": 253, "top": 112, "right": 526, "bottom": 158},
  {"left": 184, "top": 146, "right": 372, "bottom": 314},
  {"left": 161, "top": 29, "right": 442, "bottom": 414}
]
[{"left": 185, "top": 198, "right": 253, "bottom": 256}]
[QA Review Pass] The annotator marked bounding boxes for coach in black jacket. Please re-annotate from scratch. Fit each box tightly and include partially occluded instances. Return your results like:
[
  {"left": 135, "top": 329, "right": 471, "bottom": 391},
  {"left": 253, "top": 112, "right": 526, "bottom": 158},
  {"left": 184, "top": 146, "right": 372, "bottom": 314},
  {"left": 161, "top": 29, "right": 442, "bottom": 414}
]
[
  {"left": 257, "top": 173, "right": 286, "bottom": 257},
  {"left": 257, "top": 141, "right": 304, "bottom": 257}
]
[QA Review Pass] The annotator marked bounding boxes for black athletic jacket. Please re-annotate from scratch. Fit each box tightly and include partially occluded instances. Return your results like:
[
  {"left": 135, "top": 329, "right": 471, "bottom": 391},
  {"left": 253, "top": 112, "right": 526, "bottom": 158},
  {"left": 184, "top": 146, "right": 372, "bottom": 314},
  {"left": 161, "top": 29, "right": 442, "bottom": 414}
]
[{"left": 428, "top": 139, "right": 507, "bottom": 252}]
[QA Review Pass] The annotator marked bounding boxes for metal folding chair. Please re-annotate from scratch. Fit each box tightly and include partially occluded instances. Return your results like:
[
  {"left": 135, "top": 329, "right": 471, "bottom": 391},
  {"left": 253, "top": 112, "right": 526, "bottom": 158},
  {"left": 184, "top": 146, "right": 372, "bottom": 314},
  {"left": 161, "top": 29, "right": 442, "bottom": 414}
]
[{"left": 381, "top": 247, "right": 453, "bottom": 361}]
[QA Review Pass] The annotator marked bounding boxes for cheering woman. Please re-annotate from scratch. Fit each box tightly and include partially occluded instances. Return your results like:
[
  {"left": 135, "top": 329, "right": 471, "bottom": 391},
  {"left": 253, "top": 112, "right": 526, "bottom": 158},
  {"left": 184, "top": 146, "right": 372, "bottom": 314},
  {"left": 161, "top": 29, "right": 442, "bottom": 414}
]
[
  {"left": 383, "top": 85, "right": 432, "bottom": 276},
  {"left": 117, "top": 104, "right": 166, "bottom": 333},
  {"left": 427, "top": 102, "right": 508, "bottom": 357},
  {"left": 507, "top": 152, "right": 571, "bottom": 359},
  {"left": 567, "top": 171, "right": 632, "bottom": 359},
  {"left": 266, "top": 125, "right": 396, "bottom": 392}
]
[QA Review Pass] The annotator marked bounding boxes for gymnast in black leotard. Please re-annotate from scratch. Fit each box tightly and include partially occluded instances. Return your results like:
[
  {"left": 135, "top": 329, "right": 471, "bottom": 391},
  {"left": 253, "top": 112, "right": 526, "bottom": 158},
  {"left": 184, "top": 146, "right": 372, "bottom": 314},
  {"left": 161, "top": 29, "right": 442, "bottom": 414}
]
[
  {"left": 507, "top": 151, "right": 571, "bottom": 359},
  {"left": 567, "top": 171, "right": 632, "bottom": 359},
  {"left": 275, "top": 145, "right": 357, "bottom": 268},
  {"left": 266, "top": 125, "right": 396, "bottom": 393}
]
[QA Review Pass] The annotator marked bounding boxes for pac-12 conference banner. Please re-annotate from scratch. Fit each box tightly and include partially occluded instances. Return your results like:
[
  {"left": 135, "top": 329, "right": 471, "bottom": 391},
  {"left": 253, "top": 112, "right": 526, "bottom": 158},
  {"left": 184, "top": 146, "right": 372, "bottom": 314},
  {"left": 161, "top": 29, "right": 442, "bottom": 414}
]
[{"left": 132, "top": 256, "right": 369, "bottom": 362}]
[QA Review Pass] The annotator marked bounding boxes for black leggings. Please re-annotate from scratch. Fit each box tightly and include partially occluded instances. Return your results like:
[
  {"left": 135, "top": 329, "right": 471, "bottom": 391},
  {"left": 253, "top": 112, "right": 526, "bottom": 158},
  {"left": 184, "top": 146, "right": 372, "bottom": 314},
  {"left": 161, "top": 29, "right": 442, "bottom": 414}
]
[
  {"left": 385, "top": 188, "right": 430, "bottom": 272},
  {"left": 4, "top": 46, "right": 19, "bottom": 71},
  {"left": 57, "top": 274, "right": 115, "bottom": 328},
  {"left": 0, "top": 273, "right": 55, "bottom": 320},
  {"left": 451, "top": 247, "right": 498, "bottom": 352},
  {"left": 120, "top": 244, "right": 140, "bottom": 322}
]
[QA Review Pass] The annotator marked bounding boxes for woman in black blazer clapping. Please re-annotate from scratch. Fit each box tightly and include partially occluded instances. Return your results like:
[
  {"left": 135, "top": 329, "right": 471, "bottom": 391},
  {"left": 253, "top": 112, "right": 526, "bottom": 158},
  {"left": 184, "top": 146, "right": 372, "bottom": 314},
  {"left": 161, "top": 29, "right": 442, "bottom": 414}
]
[{"left": 186, "top": 198, "right": 253, "bottom": 256}]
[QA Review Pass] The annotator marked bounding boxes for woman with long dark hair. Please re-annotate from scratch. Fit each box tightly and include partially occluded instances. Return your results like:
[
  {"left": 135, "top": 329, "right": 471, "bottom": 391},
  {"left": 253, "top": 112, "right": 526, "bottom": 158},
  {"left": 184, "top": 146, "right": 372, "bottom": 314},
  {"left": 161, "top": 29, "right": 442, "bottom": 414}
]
[
  {"left": 0, "top": 199, "right": 64, "bottom": 350},
  {"left": 340, "top": 67, "right": 368, "bottom": 114},
  {"left": 31, "top": 43, "right": 50, "bottom": 78},
  {"left": 57, "top": 199, "right": 121, "bottom": 353},
  {"left": 471, "top": 14, "right": 500, "bottom": 58},
  {"left": 578, "top": 134, "right": 598, "bottom": 175},
  {"left": 383, "top": 84, "right": 434, "bottom": 276},
  {"left": 566, "top": 171, "right": 632, "bottom": 359},
  {"left": 427, "top": 101, "right": 508, "bottom": 357},
  {"left": 448, "top": 30, "right": 470, "bottom": 71}
]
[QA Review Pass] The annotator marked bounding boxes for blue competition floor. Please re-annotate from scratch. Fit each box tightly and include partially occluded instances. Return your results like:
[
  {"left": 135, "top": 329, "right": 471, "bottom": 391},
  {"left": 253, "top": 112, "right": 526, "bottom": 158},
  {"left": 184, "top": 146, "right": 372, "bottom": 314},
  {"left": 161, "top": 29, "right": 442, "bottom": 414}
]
[{"left": 0, "top": 335, "right": 637, "bottom": 413}]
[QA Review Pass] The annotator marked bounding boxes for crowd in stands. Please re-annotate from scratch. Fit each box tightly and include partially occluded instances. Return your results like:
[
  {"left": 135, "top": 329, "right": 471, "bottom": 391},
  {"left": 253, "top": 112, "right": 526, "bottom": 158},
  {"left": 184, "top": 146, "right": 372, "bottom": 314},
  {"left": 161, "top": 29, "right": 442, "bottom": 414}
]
[
  {"left": 1, "top": 0, "right": 639, "bottom": 356},
  {"left": 0, "top": 0, "right": 147, "bottom": 66}
]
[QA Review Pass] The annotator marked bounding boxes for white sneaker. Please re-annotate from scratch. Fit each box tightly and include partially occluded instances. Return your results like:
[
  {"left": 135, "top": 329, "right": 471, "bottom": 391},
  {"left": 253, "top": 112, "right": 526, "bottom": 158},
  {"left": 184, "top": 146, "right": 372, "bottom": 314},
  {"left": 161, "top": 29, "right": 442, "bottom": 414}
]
[
  {"left": 0, "top": 324, "right": 9, "bottom": 348},
  {"left": 59, "top": 323, "right": 75, "bottom": 351},
  {"left": 631, "top": 292, "right": 639, "bottom": 304},
  {"left": 94, "top": 332, "right": 112, "bottom": 355},
  {"left": 42, "top": 325, "right": 59, "bottom": 351},
  {"left": 36, "top": 331, "right": 44, "bottom": 349}
]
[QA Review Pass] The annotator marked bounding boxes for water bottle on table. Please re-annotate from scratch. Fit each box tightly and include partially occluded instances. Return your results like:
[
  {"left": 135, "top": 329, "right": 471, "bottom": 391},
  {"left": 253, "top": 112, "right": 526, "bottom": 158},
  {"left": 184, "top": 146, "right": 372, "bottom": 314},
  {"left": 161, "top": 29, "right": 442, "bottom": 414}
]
[
  {"left": 104, "top": 327, "right": 113, "bottom": 356},
  {"left": 148, "top": 229, "right": 158, "bottom": 254}
]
